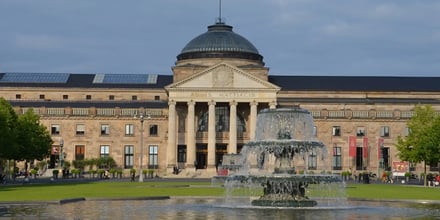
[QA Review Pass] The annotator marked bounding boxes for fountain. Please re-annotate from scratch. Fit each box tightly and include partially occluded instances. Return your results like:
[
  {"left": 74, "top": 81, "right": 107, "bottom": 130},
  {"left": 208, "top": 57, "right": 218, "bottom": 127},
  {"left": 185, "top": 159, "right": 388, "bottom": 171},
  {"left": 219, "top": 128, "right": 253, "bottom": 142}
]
[{"left": 216, "top": 107, "right": 342, "bottom": 207}]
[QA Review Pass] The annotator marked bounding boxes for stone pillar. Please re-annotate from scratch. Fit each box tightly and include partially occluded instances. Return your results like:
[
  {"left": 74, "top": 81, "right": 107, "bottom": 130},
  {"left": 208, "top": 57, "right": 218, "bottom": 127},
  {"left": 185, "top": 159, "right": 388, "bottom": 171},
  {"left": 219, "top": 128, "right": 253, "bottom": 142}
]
[
  {"left": 269, "top": 100, "right": 277, "bottom": 109},
  {"left": 249, "top": 101, "right": 258, "bottom": 140},
  {"left": 186, "top": 100, "right": 196, "bottom": 168},
  {"left": 207, "top": 100, "right": 216, "bottom": 168},
  {"left": 167, "top": 100, "right": 177, "bottom": 170},
  {"left": 229, "top": 101, "right": 237, "bottom": 154}
]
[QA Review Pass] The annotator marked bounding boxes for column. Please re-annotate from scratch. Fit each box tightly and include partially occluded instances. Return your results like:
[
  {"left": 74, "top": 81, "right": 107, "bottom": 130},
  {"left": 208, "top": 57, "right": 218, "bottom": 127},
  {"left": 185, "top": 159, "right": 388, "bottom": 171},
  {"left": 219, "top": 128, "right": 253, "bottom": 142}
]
[
  {"left": 229, "top": 101, "right": 237, "bottom": 154},
  {"left": 167, "top": 100, "right": 177, "bottom": 169},
  {"left": 186, "top": 100, "right": 196, "bottom": 168},
  {"left": 249, "top": 101, "right": 258, "bottom": 140},
  {"left": 207, "top": 100, "right": 216, "bottom": 167},
  {"left": 270, "top": 100, "right": 277, "bottom": 109}
]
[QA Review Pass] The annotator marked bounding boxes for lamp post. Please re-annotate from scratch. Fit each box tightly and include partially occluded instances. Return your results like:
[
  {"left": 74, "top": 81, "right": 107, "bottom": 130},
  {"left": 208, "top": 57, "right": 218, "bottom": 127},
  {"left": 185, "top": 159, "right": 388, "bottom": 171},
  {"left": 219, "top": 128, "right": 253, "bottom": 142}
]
[
  {"left": 59, "top": 138, "right": 64, "bottom": 169},
  {"left": 135, "top": 113, "right": 145, "bottom": 182}
]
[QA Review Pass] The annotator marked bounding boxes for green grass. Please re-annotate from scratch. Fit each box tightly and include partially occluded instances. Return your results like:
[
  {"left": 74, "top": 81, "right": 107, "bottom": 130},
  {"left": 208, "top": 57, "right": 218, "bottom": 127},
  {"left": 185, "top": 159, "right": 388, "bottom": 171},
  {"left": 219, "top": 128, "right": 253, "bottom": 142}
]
[
  {"left": 0, "top": 181, "right": 439, "bottom": 202},
  {"left": 0, "top": 181, "right": 224, "bottom": 201},
  {"left": 345, "top": 183, "right": 440, "bottom": 200}
]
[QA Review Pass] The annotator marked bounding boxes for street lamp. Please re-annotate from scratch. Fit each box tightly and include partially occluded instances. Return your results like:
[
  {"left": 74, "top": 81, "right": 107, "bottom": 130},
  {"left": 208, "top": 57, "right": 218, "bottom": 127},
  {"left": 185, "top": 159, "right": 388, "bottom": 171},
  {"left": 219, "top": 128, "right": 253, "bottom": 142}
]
[
  {"left": 59, "top": 138, "right": 64, "bottom": 169},
  {"left": 134, "top": 112, "right": 149, "bottom": 182}
]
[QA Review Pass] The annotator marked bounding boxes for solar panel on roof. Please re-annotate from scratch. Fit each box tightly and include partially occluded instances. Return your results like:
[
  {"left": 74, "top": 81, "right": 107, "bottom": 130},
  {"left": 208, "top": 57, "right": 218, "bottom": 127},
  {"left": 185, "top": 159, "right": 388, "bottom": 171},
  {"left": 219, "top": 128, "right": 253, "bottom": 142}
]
[
  {"left": 0, "top": 73, "right": 69, "bottom": 83},
  {"left": 147, "top": 74, "right": 158, "bottom": 84},
  {"left": 93, "top": 74, "right": 105, "bottom": 83},
  {"left": 92, "top": 74, "right": 158, "bottom": 84}
]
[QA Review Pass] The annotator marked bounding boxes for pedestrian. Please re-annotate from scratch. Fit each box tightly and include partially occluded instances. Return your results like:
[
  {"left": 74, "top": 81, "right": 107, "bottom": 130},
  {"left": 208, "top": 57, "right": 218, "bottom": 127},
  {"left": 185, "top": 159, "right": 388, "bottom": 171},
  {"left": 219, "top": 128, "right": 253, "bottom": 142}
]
[{"left": 131, "top": 171, "right": 135, "bottom": 182}]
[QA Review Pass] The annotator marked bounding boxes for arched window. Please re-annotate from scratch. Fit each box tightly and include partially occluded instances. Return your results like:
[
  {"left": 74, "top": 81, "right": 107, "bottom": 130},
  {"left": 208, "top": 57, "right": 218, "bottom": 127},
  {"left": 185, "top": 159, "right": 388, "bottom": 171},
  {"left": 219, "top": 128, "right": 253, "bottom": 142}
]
[{"left": 197, "top": 106, "right": 246, "bottom": 132}]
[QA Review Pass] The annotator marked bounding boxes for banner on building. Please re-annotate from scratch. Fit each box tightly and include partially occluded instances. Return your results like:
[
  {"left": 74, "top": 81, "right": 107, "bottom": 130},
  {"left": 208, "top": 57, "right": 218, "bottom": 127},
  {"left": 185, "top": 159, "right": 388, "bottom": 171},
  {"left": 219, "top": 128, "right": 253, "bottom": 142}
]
[
  {"left": 349, "top": 136, "right": 356, "bottom": 157},
  {"left": 378, "top": 138, "right": 384, "bottom": 159},
  {"left": 392, "top": 161, "right": 409, "bottom": 177},
  {"left": 363, "top": 137, "right": 368, "bottom": 158}
]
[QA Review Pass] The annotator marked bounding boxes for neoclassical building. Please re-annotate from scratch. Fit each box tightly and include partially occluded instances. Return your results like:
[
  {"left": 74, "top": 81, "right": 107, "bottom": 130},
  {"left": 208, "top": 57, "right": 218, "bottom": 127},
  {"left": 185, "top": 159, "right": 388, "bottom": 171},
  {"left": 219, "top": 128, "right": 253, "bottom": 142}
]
[{"left": 1, "top": 20, "right": 440, "bottom": 177}]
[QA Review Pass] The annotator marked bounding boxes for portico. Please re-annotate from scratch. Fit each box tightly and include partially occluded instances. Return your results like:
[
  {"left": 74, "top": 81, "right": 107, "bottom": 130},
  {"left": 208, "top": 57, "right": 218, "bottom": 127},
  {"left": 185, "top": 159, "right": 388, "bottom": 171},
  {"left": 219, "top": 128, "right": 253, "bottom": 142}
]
[{"left": 165, "top": 63, "right": 279, "bottom": 175}]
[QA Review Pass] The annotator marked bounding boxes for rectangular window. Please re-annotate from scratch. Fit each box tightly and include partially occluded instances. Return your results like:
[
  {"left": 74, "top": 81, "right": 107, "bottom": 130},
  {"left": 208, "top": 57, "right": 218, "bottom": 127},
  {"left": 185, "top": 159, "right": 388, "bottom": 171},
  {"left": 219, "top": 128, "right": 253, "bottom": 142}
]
[
  {"left": 39, "top": 94, "right": 45, "bottom": 99},
  {"left": 178, "top": 145, "right": 187, "bottom": 163},
  {"left": 101, "top": 124, "right": 110, "bottom": 135},
  {"left": 312, "top": 126, "right": 317, "bottom": 137},
  {"left": 308, "top": 150, "right": 317, "bottom": 170},
  {"left": 149, "top": 124, "right": 158, "bottom": 136},
  {"left": 332, "top": 145, "right": 342, "bottom": 170},
  {"left": 154, "top": 95, "right": 160, "bottom": 100},
  {"left": 356, "top": 127, "right": 366, "bottom": 137},
  {"left": 124, "top": 145, "right": 134, "bottom": 169},
  {"left": 148, "top": 145, "right": 158, "bottom": 169},
  {"left": 75, "top": 145, "right": 85, "bottom": 161},
  {"left": 332, "top": 126, "right": 341, "bottom": 136},
  {"left": 76, "top": 124, "right": 85, "bottom": 135},
  {"left": 16, "top": 94, "right": 21, "bottom": 99},
  {"left": 86, "top": 95, "right": 92, "bottom": 100},
  {"left": 63, "top": 95, "right": 69, "bottom": 100},
  {"left": 109, "top": 95, "right": 114, "bottom": 100},
  {"left": 125, "top": 124, "right": 134, "bottom": 136},
  {"left": 132, "top": 95, "right": 137, "bottom": 101},
  {"left": 100, "top": 145, "right": 110, "bottom": 158},
  {"left": 405, "top": 127, "right": 411, "bottom": 137},
  {"left": 51, "top": 124, "right": 60, "bottom": 135},
  {"left": 380, "top": 126, "right": 390, "bottom": 137}
]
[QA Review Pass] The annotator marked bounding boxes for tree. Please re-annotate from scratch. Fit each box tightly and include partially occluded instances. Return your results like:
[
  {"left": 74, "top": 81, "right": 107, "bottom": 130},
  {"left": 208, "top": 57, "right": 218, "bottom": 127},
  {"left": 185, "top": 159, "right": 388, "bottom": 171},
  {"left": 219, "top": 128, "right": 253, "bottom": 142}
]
[
  {"left": 396, "top": 105, "right": 440, "bottom": 186},
  {"left": 0, "top": 98, "right": 19, "bottom": 160},
  {"left": 15, "top": 109, "right": 53, "bottom": 164}
]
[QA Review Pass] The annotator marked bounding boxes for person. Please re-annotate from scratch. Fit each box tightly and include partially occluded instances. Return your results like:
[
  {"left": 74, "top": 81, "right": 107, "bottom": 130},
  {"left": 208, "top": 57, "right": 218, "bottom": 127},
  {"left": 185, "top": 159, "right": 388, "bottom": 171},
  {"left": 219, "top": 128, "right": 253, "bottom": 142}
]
[
  {"left": 131, "top": 171, "right": 135, "bottom": 182},
  {"left": 435, "top": 174, "right": 440, "bottom": 187}
]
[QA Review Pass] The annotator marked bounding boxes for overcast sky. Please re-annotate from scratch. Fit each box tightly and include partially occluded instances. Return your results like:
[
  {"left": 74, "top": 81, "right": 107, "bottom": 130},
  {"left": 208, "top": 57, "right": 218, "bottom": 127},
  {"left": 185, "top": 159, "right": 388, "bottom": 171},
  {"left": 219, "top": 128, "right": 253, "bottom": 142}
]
[{"left": 1, "top": 0, "right": 439, "bottom": 76}]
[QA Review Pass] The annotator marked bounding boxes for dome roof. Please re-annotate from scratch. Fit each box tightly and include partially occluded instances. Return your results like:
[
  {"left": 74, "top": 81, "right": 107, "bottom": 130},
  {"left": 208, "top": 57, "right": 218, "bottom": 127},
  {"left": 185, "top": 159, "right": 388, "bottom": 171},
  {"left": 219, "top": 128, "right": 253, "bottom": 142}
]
[{"left": 177, "top": 22, "right": 263, "bottom": 62}]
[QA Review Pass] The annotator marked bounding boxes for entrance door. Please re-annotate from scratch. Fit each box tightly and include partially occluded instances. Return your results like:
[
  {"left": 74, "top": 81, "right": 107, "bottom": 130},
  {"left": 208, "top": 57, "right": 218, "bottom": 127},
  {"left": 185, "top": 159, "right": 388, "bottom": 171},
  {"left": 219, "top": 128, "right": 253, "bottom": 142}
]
[
  {"left": 356, "top": 147, "right": 364, "bottom": 170},
  {"left": 196, "top": 144, "right": 207, "bottom": 169},
  {"left": 216, "top": 145, "right": 227, "bottom": 169}
]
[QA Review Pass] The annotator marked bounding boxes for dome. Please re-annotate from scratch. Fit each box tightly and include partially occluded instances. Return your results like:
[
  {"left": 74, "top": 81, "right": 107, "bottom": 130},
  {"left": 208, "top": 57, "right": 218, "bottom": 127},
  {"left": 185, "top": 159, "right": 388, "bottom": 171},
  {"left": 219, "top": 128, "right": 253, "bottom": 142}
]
[{"left": 177, "top": 22, "right": 263, "bottom": 62}]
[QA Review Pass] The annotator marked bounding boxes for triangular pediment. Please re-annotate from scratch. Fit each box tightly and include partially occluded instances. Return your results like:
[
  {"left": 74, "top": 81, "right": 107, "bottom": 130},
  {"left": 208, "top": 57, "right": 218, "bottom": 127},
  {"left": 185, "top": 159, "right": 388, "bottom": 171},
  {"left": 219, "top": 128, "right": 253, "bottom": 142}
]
[{"left": 165, "top": 63, "right": 280, "bottom": 90}]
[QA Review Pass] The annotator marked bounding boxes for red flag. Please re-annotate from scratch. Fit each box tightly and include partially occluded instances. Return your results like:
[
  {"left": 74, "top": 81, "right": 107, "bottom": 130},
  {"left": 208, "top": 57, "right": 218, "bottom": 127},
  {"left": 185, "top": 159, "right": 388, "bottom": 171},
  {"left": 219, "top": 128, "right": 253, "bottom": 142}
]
[
  {"left": 349, "top": 136, "right": 357, "bottom": 157},
  {"left": 378, "top": 138, "right": 384, "bottom": 159},
  {"left": 363, "top": 137, "right": 368, "bottom": 158}
]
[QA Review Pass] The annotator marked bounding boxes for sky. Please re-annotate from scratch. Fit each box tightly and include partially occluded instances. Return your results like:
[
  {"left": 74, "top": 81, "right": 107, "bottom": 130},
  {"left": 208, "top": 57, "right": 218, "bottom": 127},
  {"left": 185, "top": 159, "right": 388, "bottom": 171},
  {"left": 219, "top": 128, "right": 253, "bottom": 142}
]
[{"left": 1, "top": 0, "right": 439, "bottom": 76}]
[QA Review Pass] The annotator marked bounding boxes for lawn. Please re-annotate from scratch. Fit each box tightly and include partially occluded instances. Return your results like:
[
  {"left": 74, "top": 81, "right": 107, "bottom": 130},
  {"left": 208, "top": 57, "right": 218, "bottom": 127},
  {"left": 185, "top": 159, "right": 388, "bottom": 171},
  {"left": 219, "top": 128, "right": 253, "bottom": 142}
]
[{"left": 0, "top": 180, "right": 439, "bottom": 202}]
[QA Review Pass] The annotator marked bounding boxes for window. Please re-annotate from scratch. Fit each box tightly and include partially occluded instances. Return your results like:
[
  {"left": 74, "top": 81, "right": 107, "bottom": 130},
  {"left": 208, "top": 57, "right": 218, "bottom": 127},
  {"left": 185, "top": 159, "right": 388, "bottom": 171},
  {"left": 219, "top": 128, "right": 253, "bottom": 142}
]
[
  {"left": 100, "top": 145, "right": 110, "bottom": 158},
  {"left": 16, "top": 94, "right": 21, "bottom": 99},
  {"left": 148, "top": 145, "right": 158, "bottom": 169},
  {"left": 149, "top": 124, "right": 158, "bottom": 136},
  {"left": 124, "top": 145, "right": 134, "bottom": 169},
  {"left": 178, "top": 145, "right": 187, "bottom": 163},
  {"left": 405, "top": 127, "right": 411, "bottom": 137},
  {"left": 75, "top": 145, "right": 85, "bottom": 160},
  {"left": 380, "top": 126, "right": 390, "bottom": 137},
  {"left": 109, "top": 95, "right": 114, "bottom": 100},
  {"left": 308, "top": 149, "right": 317, "bottom": 170},
  {"left": 39, "top": 94, "right": 45, "bottom": 99},
  {"left": 356, "top": 127, "right": 366, "bottom": 137},
  {"left": 131, "top": 96, "right": 137, "bottom": 101},
  {"left": 125, "top": 124, "right": 134, "bottom": 136},
  {"left": 154, "top": 96, "right": 160, "bottom": 100},
  {"left": 86, "top": 95, "right": 92, "bottom": 100},
  {"left": 76, "top": 124, "right": 85, "bottom": 135},
  {"left": 216, "top": 106, "right": 229, "bottom": 132},
  {"left": 63, "top": 95, "right": 68, "bottom": 100},
  {"left": 332, "top": 126, "right": 341, "bottom": 136},
  {"left": 101, "top": 124, "right": 110, "bottom": 135},
  {"left": 312, "top": 126, "right": 317, "bottom": 137},
  {"left": 332, "top": 145, "right": 342, "bottom": 170},
  {"left": 51, "top": 124, "right": 60, "bottom": 135}
]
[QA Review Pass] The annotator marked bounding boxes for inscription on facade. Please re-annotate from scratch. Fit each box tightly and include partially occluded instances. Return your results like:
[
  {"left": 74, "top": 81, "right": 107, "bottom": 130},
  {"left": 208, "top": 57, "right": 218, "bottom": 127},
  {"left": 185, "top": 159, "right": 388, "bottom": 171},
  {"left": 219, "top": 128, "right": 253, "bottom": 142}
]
[{"left": 190, "top": 92, "right": 256, "bottom": 99}]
